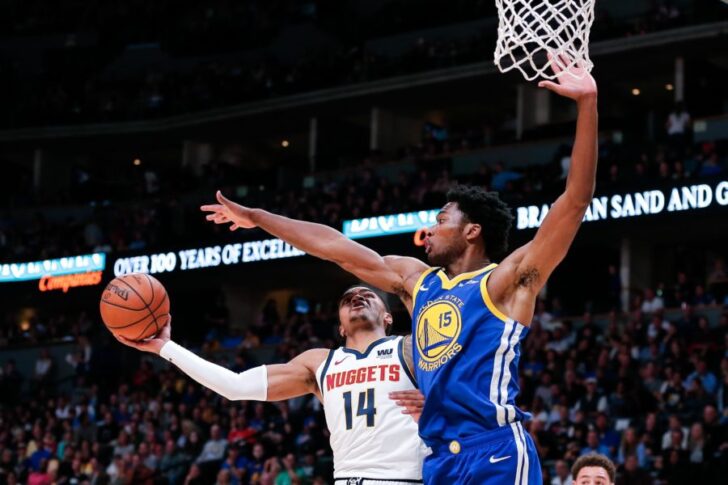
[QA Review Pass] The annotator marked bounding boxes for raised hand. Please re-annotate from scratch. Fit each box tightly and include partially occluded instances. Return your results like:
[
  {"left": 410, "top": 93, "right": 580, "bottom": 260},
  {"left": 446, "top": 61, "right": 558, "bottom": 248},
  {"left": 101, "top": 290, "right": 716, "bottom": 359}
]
[
  {"left": 538, "top": 54, "right": 597, "bottom": 102},
  {"left": 113, "top": 316, "right": 172, "bottom": 355},
  {"left": 200, "top": 190, "right": 257, "bottom": 231}
]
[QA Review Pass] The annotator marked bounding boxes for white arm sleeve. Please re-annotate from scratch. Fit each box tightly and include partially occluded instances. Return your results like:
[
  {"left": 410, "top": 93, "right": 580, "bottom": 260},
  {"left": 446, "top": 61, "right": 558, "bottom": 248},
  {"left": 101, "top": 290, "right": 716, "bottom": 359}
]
[{"left": 159, "top": 341, "right": 268, "bottom": 401}]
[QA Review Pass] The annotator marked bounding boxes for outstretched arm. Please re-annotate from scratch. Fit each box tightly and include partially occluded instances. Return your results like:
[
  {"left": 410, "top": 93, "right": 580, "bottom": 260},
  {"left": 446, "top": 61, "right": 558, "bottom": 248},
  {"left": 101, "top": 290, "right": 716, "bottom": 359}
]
[
  {"left": 266, "top": 349, "right": 329, "bottom": 401},
  {"left": 201, "top": 192, "right": 429, "bottom": 309},
  {"left": 114, "top": 319, "right": 328, "bottom": 401},
  {"left": 489, "top": 60, "right": 598, "bottom": 324}
]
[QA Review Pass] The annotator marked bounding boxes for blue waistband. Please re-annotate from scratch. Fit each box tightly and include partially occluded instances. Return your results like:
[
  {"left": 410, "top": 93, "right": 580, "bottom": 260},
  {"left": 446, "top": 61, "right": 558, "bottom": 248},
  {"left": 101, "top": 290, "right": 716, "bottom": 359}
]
[{"left": 427, "top": 424, "right": 519, "bottom": 455}]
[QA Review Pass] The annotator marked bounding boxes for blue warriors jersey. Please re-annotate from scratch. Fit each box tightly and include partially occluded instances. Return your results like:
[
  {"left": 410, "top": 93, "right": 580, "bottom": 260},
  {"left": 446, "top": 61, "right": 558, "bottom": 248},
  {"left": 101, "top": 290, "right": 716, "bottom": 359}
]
[{"left": 412, "top": 263, "right": 531, "bottom": 447}]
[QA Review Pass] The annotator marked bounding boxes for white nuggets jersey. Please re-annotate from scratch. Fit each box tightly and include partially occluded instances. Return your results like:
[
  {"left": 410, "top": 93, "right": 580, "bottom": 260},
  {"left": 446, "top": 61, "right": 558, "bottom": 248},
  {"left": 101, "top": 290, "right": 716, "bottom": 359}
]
[{"left": 316, "top": 336, "right": 429, "bottom": 482}]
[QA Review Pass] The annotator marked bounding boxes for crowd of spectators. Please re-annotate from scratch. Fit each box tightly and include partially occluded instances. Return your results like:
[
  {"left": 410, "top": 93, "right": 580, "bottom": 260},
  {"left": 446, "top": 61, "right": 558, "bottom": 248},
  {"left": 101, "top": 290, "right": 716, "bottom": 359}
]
[
  {"left": 1, "top": 0, "right": 718, "bottom": 128},
  {"left": 1, "top": 263, "right": 727, "bottom": 484},
  {"left": 523, "top": 291, "right": 728, "bottom": 483}
]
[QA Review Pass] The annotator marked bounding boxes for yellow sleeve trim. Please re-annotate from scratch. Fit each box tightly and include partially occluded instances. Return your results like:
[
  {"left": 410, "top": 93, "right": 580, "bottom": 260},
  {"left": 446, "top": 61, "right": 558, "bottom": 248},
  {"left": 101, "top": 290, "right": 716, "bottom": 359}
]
[
  {"left": 480, "top": 269, "right": 510, "bottom": 323},
  {"left": 412, "top": 267, "right": 438, "bottom": 302}
]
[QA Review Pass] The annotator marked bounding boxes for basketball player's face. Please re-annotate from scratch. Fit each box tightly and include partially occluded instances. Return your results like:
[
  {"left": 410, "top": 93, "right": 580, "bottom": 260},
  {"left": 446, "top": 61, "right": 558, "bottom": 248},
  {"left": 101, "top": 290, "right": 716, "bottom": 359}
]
[
  {"left": 425, "top": 203, "right": 469, "bottom": 266},
  {"left": 574, "top": 467, "right": 613, "bottom": 485},
  {"left": 337, "top": 287, "right": 391, "bottom": 336}
]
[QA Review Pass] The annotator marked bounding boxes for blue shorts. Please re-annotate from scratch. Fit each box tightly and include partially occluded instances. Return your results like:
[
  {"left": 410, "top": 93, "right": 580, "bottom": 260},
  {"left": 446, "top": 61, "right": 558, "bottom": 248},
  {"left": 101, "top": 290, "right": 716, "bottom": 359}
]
[{"left": 423, "top": 422, "right": 542, "bottom": 485}]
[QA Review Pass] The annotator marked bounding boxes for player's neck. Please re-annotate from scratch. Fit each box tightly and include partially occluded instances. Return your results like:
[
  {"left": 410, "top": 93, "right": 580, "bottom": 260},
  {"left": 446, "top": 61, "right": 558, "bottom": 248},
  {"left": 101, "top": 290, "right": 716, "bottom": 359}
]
[
  {"left": 445, "top": 252, "right": 491, "bottom": 278},
  {"left": 344, "top": 329, "right": 388, "bottom": 353}
]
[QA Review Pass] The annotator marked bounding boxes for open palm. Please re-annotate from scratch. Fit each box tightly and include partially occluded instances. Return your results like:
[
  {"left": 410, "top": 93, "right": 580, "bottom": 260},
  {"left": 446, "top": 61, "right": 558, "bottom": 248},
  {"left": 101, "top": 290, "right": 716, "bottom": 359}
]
[{"left": 538, "top": 54, "right": 597, "bottom": 101}]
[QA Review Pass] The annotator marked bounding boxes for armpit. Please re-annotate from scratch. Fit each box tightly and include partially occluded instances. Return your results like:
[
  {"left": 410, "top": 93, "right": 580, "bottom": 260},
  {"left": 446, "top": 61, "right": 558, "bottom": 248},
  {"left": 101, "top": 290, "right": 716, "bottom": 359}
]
[
  {"left": 516, "top": 266, "right": 540, "bottom": 288},
  {"left": 303, "top": 370, "right": 318, "bottom": 389},
  {"left": 391, "top": 283, "right": 411, "bottom": 302}
]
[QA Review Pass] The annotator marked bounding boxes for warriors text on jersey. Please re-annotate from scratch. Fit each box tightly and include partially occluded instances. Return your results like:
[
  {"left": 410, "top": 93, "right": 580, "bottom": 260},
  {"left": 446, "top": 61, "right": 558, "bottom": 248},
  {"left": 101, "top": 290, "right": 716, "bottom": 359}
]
[
  {"left": 411, "top": 263, "right": 532, "bottom": 446},
  {"left": 316, "top": 336, "right": 429, "bottom": 482}
]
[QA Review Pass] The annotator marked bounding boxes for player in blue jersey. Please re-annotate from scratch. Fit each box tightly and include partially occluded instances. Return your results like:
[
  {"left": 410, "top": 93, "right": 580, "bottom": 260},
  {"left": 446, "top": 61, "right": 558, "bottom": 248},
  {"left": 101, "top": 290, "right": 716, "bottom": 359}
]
[{"left": 202, "top": 61, "right": 598, "bottom": 484}]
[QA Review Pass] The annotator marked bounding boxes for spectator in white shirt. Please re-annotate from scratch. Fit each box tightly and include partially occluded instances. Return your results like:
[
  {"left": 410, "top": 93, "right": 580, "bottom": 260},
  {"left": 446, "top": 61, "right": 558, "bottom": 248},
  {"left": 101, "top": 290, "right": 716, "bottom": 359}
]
[
  {"left": 640, "top": 288, "right": 664, "bottom": 316},
  {"left": 196, "top": 424, "right": 227, "bottom": 464},
  {"left": 666, "top": 102, "right": 690, "bottom": 135},
  {"left": 661, "top": 415, "right": 689, "bottom": 450},
  {"left": 666, "top": 102, "right": 691, "bottom": 155},
  {"left": 33, "top": 349, "right": 54, "bottom": 384}
]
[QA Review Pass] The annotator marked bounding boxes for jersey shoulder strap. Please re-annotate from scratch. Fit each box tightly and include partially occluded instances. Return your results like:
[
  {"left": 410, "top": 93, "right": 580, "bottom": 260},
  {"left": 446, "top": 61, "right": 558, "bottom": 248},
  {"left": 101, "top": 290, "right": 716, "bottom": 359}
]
[
  {"left": 315, "top": 348, "right": 336, "bottom": 395},
  {"left": 479, "top": 264, "right": 510, "bottom": 323},
  {"left": 412, "top": 266, "right": 439, "bottom": 302}
]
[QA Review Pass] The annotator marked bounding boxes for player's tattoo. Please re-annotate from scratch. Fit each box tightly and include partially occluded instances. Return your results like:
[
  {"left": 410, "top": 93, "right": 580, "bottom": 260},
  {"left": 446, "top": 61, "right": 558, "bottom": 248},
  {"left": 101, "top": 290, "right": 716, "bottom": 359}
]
[{"left": 402, "top": 335, "right": 416, "bottom": 382}]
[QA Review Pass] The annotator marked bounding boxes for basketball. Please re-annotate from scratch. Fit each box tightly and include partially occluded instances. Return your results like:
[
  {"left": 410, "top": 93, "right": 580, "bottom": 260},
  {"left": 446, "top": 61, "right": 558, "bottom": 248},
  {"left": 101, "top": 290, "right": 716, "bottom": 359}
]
[{"left": 99, "top": 273, "right": 170, "bottom": 341}]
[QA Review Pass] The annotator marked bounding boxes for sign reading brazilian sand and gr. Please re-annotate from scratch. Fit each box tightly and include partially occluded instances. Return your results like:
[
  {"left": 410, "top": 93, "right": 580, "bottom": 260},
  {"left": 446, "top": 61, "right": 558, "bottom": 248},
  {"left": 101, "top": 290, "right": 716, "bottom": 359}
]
[
  {"left": 515, "top": 180, "right": 728, "bottom": 230},
  {"left": 341, "top": 179, "right": 728, "bottom": 237}
]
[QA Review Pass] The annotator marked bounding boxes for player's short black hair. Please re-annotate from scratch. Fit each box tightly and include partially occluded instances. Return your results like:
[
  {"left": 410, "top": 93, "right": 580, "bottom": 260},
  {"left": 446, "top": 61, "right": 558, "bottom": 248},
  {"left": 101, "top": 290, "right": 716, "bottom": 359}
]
[
  {"left": 571, "top": 453, "right": 616, "bottom": 482},
  {"left": 446, "top": 185, "right": 514, "bottom": 261}
]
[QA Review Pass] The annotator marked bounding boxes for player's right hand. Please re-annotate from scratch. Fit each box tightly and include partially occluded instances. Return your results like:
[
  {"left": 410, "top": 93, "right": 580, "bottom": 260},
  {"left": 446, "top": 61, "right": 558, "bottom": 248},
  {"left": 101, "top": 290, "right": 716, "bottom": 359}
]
[
  {"left": 200, "top": 190, "right": 257, "bottom": 231},
  {"left": 390, "top": 389, "right": 425, "bottom": 423},
  {"left": 114, "top": 315, "right": 172, "bottom": 355},
  {"left": 537, "top": 53, "right": 597, "bottom": 103}
]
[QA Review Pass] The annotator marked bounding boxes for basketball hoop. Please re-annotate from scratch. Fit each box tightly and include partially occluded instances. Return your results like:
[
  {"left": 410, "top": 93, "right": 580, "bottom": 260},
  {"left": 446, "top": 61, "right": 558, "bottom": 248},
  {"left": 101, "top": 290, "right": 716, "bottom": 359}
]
[{"left": 494, "top": 0, "right": 596, "bottom": 81}]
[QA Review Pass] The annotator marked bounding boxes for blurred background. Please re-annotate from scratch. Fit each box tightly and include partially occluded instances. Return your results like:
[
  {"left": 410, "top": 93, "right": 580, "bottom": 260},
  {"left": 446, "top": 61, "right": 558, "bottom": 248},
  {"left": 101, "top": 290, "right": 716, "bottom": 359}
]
[{"left": 1, "top": 0, "right": 727, "bottom": 484}]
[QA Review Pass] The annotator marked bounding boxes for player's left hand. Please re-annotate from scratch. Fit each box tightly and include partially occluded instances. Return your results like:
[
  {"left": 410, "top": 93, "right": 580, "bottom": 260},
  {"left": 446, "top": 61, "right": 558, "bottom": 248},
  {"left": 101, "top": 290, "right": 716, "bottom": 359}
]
[
  {"left": 538, "top": 53, "right": 597, "bottom": 102},
  {"left": 390, "top": 390, "right": 425, "bottom": 423}
]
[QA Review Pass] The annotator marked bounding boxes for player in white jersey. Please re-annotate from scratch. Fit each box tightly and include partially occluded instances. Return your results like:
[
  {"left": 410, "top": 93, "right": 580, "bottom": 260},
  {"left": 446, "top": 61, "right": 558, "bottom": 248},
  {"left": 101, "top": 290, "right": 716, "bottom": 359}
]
[
  {"left": 318, "top": 331, "right": 427, "bottom": 483},
  {"left": 115, "top": 286, "right": 428, "bottom": 484}
]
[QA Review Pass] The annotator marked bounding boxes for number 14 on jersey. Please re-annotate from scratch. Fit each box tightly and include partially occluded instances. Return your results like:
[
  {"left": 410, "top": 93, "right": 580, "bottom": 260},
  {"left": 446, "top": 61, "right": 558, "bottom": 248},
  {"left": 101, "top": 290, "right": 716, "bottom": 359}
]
[{"left": 343, "top": 388, "right": 376, "bottom": 429}]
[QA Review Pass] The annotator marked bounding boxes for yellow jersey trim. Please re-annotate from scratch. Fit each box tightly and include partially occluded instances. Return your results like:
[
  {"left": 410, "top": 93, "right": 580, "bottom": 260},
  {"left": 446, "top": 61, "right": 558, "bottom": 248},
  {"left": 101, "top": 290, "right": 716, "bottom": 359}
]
[
  {"left": 436, "top": 263, "right": 497, "bottom": 290},
  {"left": 480, "top": 266, "right": 510, "bottom": 323},
  {"left": 412, "top": 267, "right": 438, "bottom": 302}
]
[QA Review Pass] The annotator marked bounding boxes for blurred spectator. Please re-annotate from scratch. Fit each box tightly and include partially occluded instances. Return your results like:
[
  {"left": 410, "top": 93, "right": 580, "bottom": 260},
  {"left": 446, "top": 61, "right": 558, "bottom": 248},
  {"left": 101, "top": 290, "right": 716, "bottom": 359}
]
[
  {"left": 661, "top": 415, "right": 689, "bottom": 450},
  {"left": 111, "top": 431, "right": 135, "bottom": 457},
  {"left": 641, "top": 288, "right": 664, "bottom": 315},
  {"left": 275, "top": 453, "right": 304, "bottom": 485},
  {"left": 616, "top": 454, "right": 651, "bottom": 485},
  {"left": 666, "top": 102, "right": 691, "bottom": 156},
  {"left": 33, "top": 349, "right": 54, "bottom": 386},
  {"left": 28, "top": 435, "right": 54, "bottom": 472},
  {"left": 196, "top": 424, "right": 227, "bottom": 464},
  {"left": 581, "top": 430, "right": 612, "bottom": 458},
  {"left": 685, "top": 359, "right": 718, "bottom": 396},
  {"left": 490, "top": 162, "right": 523, "bottom": 191},
  {"left": 551, "top": 459, "right": 573, "bottom": 485},
  {"left": 617, "top": 428, "right": 646, "bottom": 467},
  {"left": 574, "top": 377, "right": 609, "bottom": 417}
]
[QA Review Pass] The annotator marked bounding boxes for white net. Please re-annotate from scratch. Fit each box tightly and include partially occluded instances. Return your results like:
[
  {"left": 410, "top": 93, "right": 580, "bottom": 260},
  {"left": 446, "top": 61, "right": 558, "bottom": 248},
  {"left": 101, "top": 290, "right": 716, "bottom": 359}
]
[{"left": 494, "top": 0, "right": 596, "bottom": 81}]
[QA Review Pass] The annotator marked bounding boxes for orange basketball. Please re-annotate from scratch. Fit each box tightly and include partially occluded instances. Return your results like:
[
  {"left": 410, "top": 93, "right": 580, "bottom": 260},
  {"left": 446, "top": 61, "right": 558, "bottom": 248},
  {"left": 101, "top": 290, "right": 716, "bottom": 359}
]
[{"left": 99, "top": 273, "right": 170, "bottom": 341}]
